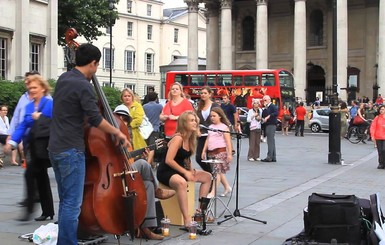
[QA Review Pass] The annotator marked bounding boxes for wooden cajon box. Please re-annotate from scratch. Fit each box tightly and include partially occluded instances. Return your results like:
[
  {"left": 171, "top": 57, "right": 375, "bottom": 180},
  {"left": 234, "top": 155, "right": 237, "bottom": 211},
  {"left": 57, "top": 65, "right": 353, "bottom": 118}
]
[{"left": 158, "top": 181, "right": 195, "bottom": 226}]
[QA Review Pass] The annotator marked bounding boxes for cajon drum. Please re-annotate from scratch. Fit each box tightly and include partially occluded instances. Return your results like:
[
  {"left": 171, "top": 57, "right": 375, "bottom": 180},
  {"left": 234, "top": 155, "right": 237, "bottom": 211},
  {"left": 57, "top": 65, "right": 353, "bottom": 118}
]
[{"left": 158, "top": 181, "right": 195, "bottom": 226}]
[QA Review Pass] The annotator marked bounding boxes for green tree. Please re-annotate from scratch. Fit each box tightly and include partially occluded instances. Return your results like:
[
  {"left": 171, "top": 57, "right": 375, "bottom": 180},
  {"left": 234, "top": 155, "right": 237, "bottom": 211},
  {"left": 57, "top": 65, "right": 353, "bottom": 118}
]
[
  {"left": 0, "top": 80, "right": 27, "bottom": 117},
  {"left": 58, "top": 0, "right": 119, "bottom": 46}
]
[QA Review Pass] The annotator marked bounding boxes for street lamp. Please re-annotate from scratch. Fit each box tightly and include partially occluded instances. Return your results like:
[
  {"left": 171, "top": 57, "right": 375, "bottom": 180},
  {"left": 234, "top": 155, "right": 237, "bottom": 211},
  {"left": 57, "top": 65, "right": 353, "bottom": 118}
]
[
  {"left": 108, "top": 0, "right": 115, "bottom": 87},
  {"left": 328, "top": 0, "right": 342, "bottom": 164}
]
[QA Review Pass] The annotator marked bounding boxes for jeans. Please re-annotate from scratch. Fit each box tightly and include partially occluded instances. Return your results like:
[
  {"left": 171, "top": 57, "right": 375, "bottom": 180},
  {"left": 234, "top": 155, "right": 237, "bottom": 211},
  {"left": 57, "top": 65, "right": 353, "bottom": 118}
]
[{"left": 49, "top": 148, "right": 85, "bottom": 245}]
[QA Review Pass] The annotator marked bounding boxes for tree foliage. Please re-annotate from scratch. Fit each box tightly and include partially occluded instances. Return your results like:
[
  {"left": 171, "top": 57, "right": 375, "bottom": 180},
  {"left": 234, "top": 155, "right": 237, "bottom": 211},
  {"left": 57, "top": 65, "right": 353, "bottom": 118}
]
[
  {"left": 58, "top": 0, "right": 119, "bottom": 46},
  {"left": 0, "top": 79, "right": 122, "bottom": 118}
]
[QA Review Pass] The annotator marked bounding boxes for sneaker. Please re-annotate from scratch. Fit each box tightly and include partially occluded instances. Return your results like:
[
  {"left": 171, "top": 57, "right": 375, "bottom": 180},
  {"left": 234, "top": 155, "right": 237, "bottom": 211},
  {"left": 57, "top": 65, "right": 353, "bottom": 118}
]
[
  {"left": 248, "top": 158, "right": 255, "bottom": 162},
  {"left": 256, "top": 158, "right": 261, "bottom": 161}
]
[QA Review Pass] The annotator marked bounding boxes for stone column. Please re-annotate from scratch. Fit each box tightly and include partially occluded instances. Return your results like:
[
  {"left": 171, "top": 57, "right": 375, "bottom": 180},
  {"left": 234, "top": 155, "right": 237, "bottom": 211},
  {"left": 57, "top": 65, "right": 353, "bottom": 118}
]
[
  {"left": 337, "top": 0, "right": 348, "bottom": 100},
  {"left": 47, "top": 0, "right": 58, "bottom": 78},
  {"left": 185, "top": 0, "right": 199, "bottom": 70},
  {"left": 205, "top": 2, "right": 220, "bottom": 70},
  {"left": 220, "top": 0, "right": 233, "bottom": 70},
  {"left": 256, "top": 0, "right": 268, "bottom": 69},
  {"left": 378, "top": 0, "right": 385, "bottom": 95},
  {"left": 294, "top": 0, "right": 306, "bottom": 101},
  {"left": 15, "top": 0, "right": 29, "bottom": 78}
]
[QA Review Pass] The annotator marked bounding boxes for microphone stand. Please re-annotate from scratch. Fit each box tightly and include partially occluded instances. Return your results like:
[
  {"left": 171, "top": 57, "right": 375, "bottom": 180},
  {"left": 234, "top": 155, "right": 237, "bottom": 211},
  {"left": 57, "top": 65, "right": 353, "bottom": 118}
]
[{"left": 201, "top": 126, "right": 267, "bottom": 225}]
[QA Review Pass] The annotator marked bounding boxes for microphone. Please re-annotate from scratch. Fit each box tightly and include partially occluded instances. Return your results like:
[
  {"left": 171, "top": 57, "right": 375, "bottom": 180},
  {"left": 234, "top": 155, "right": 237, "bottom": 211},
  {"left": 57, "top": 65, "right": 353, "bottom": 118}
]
[{"left": 199, "top": 125, "right": 222, "bottom": 133}]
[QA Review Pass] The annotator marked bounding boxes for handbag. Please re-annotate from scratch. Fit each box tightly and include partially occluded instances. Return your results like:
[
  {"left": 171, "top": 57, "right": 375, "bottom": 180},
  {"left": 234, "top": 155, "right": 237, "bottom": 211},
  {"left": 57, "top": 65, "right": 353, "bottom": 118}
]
[
  {"left": 139, "top": 115, "right": 153, "bottom": 140},
  {"left": 284, "top": 114, "right": 291, "bottom": 121},
  {"left": 29, "top": 100, "right": 51, "bottom": 160},
  {"left": 353, "top": 115, "right": 364, "bottom": 125}
]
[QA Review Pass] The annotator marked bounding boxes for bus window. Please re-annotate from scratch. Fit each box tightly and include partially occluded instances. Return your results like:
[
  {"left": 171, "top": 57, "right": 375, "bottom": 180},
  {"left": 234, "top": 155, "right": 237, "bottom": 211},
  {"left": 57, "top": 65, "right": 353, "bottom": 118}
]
[
  {"left": 279, "top": 70, "right": 294, "bottom": 88},
  {"left": 234, "top": 76, "right": 243, "bottom": 86},
  {"left": 175, "top": 74, "right": 188, "bottom": 86},
  {"left": 262, "top": 73, "right": 275, "bottom": 86},
  {"left": 218, "top": 74, "right": 232, "bottom": 86},
  {"left": 190, "top": 74, "right": 205, "bottom": 86},
  {"left": 244, "top": 75, "right": 259, "bottom": 86},
  {"left": 207, "top": 74, "right": 216, "bottom": 86}
]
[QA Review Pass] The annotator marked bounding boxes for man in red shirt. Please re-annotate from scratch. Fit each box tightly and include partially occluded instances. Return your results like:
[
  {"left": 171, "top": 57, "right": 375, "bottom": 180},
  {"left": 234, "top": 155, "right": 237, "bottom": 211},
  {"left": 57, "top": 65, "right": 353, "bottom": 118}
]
[
  {"left": 295, "top": 102, "right": 307, "bottom": 137},
  {"left": 375, "top": 94, "right": 384, "bottom": 106}
]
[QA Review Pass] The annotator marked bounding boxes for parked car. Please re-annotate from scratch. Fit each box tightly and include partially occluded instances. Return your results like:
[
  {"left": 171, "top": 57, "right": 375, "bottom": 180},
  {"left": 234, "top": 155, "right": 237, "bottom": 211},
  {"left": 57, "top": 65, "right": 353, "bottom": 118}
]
[{"left": 308, "top": 108, "right": 331, "bottom": 132}]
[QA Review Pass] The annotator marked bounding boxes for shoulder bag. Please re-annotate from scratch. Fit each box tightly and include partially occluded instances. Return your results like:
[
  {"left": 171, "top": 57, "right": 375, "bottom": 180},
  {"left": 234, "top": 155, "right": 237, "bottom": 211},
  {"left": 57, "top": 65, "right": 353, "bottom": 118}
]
[
  {"left": 139, "top": 115, "right": 153, "bottom": 140},
  {"left": 29, "top": 99, "right": 51, "bottom": 159},
  {"left": 353, "top": 115, "right": 365, "bottom": 125}
]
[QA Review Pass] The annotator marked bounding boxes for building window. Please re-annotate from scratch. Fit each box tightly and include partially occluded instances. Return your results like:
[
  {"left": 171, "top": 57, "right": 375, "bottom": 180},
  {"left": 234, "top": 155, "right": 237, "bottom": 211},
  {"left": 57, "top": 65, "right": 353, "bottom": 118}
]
[
  {"left": 0, "top": 38, "right": 6, "bottom": 79},
  {"left": 30, "top": 43, "right": 40, "bottom": 72},
  {"left": 103, "top": 81, "right": 115, "bottom": 87},
  {"left": 174, "top": 28, "right": 179, "bottom": 43},
  {"left": 145, "top": 53, "right": 154, "bottom": 73},
  {"left": 125, "top": 50, "right": 136, "bottom": 71},
  {"left": 309, "top": 9, "right": 324, "bottom": 46},
  {"left": 242, "top": 16, "right": 255, "bottom": 51},
  {"left": 103, "top": 48, "right": 114, "bottom": 69},
  {"left": 127, "top": 0, "right": 132, "bottom": 13},
  {"left": 124, "top": 83, "right": 136, "bottom": 92},
  {"left": 63, "top": 47, "right": 68, "bottom": 68},
  {"left": 147, "top": 25, "right": 153, "bottom": 40},
  {"left": 147, "top": 4, "right": 152, "bottom": 16},
  {"left": 127, "top": 22, "right": 133, "bottom": 37}
]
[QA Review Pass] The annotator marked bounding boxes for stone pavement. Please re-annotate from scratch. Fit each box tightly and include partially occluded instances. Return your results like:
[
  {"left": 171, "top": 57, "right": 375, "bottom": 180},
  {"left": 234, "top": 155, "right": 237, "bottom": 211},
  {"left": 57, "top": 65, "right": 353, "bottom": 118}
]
[{"left": 0, "top": 130, "right": 382, "bottom": 245}]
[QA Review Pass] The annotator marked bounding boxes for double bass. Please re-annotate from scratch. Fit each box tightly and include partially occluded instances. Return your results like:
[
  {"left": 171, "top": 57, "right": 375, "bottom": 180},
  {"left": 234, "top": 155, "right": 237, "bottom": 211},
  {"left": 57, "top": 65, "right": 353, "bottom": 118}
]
[{"left": 64, "top": 28, "right": 147, "bottom": 240}]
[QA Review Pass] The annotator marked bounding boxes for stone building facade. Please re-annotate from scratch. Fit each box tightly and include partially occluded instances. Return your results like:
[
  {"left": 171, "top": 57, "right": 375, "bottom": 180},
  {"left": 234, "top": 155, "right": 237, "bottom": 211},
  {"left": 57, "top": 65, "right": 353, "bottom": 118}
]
[
  {"left": 0, "top": 0, "right": 58, "bottom": 81},
  {"left": 185, "top": 0, "right": 383, "bottom": 103},
  {"left": 57, "top": 0, "right": 207, "bottom": 98}
]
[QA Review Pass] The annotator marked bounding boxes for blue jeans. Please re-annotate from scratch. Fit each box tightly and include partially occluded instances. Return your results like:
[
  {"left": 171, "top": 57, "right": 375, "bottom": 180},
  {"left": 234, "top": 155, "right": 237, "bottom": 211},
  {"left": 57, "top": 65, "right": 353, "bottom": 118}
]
[{"left": 49, "top": 148, "right": 85, "bottom": 245}]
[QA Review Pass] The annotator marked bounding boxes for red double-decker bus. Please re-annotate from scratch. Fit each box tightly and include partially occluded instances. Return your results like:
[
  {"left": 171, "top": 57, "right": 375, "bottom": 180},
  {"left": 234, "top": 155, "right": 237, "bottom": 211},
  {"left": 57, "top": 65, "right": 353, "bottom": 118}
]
[{"left": 164, "top": 69, "right": 296, "bottom": 115}]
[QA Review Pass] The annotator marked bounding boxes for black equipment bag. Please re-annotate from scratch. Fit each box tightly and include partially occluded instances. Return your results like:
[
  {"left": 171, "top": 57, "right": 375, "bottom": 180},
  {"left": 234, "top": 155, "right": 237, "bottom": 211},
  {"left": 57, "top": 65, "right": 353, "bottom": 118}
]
[{"left": 307, "top": 193, "right": 361, "bottom": 245}]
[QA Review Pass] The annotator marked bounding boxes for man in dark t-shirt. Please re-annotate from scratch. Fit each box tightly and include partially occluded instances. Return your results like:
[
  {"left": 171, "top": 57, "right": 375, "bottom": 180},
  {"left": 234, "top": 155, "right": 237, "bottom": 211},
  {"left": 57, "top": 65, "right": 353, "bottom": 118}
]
[
  {"left": 48, "top": 44, "right": 129, "bottom": 245},
  {"left": 221, "top": 95, "right": 239, "bottom": 131}
]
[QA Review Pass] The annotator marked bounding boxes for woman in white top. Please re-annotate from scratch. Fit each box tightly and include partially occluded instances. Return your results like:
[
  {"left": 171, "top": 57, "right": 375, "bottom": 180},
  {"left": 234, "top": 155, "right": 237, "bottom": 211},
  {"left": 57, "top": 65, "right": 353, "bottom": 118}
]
[
  {"left": 0, "top": 105, "right": 10, "bottom": 167},
  {"left": 195, "top": 87, "right": 220, "bottom": 172},
  {"left": 247, "top": 100, "right": 262, "bottom": 161}
]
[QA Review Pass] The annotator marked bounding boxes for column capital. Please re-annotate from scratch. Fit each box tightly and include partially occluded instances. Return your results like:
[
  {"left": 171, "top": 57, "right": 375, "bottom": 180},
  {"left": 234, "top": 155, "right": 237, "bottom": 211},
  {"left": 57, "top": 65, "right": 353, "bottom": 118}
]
[
  {"left": 256, "top": 0, "right": 268, "bottom": 5},
  {"left": 205, "top": 2, "right": 220, "bottom": 18},
  {"left": 221, "top": 0, "right": 232, "bottom": 9},
  {"left": 184, "top": 0, "right": 200, "bottom": 13}
]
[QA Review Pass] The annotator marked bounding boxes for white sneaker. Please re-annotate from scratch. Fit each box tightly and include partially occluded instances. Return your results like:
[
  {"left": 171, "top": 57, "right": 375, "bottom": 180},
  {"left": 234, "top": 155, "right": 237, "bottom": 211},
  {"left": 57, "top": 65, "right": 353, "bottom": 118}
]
[
  {"left": 256, "top": 158, "right": 261, "bottom": 161},
  {"left": 262, "top": 138, "right": 267, "bottom": 143},
  {"left": 248, "top": 158, "right": 255, "bottom": 161}
]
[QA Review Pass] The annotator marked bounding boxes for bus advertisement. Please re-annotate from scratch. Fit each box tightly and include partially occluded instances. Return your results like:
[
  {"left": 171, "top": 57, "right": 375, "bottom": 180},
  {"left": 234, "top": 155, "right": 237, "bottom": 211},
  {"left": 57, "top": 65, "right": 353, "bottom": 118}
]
[{"left": 165, "top": 69, "right": 296, "bottom": 117}]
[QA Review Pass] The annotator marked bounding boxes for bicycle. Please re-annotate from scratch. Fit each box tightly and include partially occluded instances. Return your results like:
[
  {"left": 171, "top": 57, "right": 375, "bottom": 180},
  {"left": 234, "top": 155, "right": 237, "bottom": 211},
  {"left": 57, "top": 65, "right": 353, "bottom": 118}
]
[{"left": 347, "top": 124, "right": 368, "bottom": 144}]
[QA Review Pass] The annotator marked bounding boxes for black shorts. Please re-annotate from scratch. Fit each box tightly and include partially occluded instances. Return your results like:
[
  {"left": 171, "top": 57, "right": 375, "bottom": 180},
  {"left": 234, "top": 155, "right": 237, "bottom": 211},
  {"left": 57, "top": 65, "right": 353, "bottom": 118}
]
[{"left": 0, "top": 134, "right": 8, "bottom": 145}]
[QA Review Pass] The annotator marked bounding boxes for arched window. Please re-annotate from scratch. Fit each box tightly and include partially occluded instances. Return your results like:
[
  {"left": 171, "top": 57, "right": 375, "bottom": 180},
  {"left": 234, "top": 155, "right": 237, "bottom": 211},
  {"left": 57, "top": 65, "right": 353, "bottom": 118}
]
[
  {"left": 242, "top": 16, "right": 254, "bottom": 51},
  {"left": 309, "top": 10, "right": 323, "bottom": 46}
]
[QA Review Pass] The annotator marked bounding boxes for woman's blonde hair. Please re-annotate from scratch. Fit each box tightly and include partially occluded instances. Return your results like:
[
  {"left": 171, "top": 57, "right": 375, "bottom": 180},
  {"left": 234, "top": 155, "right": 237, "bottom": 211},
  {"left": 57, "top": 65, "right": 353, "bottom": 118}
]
[
  {"left": 121, "top": 88, "right": 141, "bottom": 103},
  {"left": 167, "top": 82, "right": 185, "bottom": 101},
  {"left": 176, "top": 111, "right": 199, "bottom": 154},
  {"left": 28, "top": 74, "right": 51, "bottom": 96}
]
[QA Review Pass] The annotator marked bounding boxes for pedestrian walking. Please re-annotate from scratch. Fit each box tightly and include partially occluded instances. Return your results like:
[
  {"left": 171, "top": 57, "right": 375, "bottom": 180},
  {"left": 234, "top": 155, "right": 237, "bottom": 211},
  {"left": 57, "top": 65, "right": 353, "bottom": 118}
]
[
  {"left": 294, "top": 102, "right": 307, "bottom": 137},
  {"left": 370, "top": 105, "right": 385, "bottom": 169}
]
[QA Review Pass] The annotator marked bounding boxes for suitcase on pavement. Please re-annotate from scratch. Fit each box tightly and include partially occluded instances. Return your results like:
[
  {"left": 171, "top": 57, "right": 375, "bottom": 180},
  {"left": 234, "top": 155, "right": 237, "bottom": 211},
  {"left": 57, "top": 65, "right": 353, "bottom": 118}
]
[{"left": 307, "top": 193, "right": 361, "bottom": 245}]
